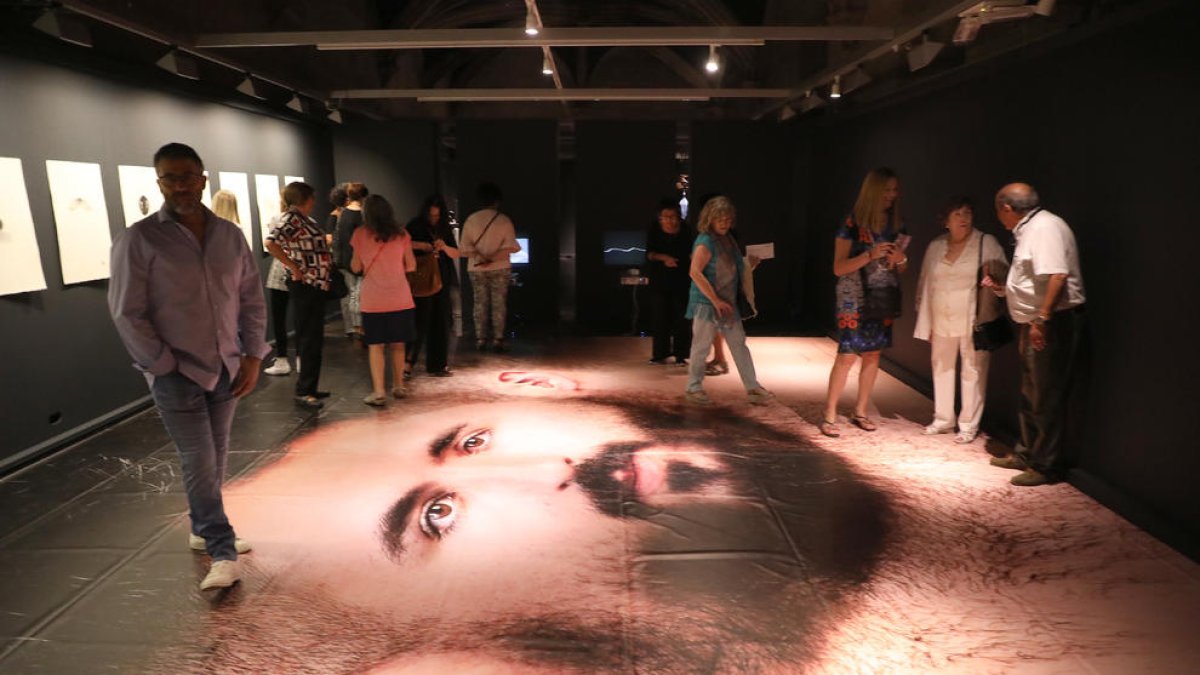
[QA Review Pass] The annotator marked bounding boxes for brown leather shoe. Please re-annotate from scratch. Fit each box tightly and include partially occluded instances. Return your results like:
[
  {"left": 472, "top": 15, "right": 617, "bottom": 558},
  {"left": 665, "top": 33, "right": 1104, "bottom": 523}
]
[{"left": 989, "top": 455, "right": 1027, "bottom": 471}]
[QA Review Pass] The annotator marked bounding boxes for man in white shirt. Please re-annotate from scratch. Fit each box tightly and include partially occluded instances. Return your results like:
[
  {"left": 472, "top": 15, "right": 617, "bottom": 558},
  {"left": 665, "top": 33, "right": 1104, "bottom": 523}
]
[
  {"left": 459, "top": 182, "right": 521, "bottom": 352},
  {"left": 984, "top": 183, "right": 1087, "bottom": 487}
]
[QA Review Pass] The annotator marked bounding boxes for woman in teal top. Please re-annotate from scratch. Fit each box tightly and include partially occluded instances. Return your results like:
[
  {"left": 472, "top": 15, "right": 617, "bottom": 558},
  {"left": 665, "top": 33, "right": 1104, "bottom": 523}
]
[{"left": 684, "top": 196, "right": 773, "bottom": 405}]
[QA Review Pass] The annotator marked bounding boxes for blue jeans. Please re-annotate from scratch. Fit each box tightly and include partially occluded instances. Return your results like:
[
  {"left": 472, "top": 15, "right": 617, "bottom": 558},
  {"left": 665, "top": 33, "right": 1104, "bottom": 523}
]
[
  {"left": 150, "top": 368, "right": 238, "bottom": 560},
  {"left": 687, "top": 316, "right": 761, "bottom": 393}
]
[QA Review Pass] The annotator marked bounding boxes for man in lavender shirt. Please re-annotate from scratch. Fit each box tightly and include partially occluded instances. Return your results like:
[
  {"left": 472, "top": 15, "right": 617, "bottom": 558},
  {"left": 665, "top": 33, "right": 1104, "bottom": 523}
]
[{"left": 108, "top": 143, "right": 270, "bottom": 591}]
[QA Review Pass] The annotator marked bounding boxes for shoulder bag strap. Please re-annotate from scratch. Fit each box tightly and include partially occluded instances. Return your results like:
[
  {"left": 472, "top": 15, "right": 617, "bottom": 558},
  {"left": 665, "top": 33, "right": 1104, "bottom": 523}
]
[
  {"left": 473, "top": 211, "right": 502, "bottom": 249},
  {"left": 973, "top": 233, "right": 985, "bottom": 328},
  {"left": 364, "top": 237, "right": 390, "bottom": 277}
]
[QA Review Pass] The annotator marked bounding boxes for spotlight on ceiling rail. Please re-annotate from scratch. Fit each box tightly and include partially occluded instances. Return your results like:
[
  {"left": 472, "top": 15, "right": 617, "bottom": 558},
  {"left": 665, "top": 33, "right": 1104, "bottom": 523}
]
[
  {"left": 705, "top": 45, "right": 720, "bottom": 74},
  {"left": 830, "top": 76, "right": 841, "bottom": 99},
  {"left": 906, "top": 34, "right": 944, "bottom": 72},
  {"left": 841, "top": 66, "right": 871, "bottom": 95},
  {"left": 954, "top": 0, "right": 1057, "bottom": 45},
  {"left": 156, "top": 49, "right": 200, "bottom": 80},
  {"left": 33, "top": 11, "right": 92, "bottom": 48},
  {"left": 525, "top": 9, "right": 539, "bottom": 36},
  {"left": 236, "top": 74, "right": 265, "bottom": 99},
  {"left": 286, "top": 93, "right": 304, "bottom": 113},
  {"left": 798, "top": 90, "right": 826, "bottom": 113},
  {"left": 542, "top": 54, "right": 554, "bottom": 75}
]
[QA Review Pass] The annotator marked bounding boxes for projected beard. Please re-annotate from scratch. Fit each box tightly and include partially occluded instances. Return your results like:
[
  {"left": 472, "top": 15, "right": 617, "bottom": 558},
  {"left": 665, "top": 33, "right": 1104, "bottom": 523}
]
[{"left": 175, "top": 398, "right": 889, "bottom": 673}]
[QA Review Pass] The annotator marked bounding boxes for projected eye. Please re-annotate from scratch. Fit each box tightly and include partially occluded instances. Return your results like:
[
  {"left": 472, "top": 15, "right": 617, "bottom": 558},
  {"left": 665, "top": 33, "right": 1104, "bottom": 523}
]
[
  {"left": 457, "top": 429, "right": 491, "bottom": 454},
  {"left": 420, "top": 493, "right": 459, "bottom": 539}
]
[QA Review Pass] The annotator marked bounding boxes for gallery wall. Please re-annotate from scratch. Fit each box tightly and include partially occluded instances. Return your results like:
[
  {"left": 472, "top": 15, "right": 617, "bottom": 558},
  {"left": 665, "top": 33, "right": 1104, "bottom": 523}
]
[
  {"left": 331, "top": 121, "right": 438, "bottom": 229},
  {"left": 0, "top": 51, "right": 333, "bottom": 471},
  {"left": 794, "top": 3, "right": 1200, "bottom": 553}
]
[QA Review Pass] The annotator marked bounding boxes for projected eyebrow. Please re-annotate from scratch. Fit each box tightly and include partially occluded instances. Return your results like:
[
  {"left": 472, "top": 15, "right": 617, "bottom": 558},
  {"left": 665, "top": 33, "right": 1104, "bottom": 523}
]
[
  {"left": 381, "top": 482, "right": 435, "bottom": 560},
  {"left": 428, "top": 424, "right": 466, "bottom": 461}
]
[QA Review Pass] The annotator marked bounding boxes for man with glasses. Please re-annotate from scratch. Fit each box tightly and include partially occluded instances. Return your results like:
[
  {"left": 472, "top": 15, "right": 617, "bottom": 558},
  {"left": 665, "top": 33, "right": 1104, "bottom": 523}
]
[{"left": 108, "top": 142, "right": 269, "bottom": 590}]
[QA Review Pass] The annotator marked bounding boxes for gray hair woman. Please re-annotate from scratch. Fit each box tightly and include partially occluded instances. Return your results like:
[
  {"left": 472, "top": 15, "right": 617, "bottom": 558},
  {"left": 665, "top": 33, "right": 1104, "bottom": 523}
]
[{"left": 913, "top": 197, "right": 1009, "bottom": 443}]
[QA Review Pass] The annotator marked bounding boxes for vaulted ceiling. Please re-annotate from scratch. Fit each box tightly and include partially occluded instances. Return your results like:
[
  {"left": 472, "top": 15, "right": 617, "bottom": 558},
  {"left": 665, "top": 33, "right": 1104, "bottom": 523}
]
[{"left": 0, "top": 0, "right": 1135, "bottom": 122}]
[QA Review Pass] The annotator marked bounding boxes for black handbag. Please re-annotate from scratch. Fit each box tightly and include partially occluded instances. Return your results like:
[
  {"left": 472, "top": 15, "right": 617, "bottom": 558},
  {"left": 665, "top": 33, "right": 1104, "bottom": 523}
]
[
  {"left": 971, "top": 236, "right": 1013, "bottom": 351},
  {"left": 327, "top": 270, "right": 349, "bottom": 300}
]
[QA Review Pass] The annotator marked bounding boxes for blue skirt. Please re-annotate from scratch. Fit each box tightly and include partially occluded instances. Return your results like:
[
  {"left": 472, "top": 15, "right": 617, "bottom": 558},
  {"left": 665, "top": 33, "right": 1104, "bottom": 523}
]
[{"left": 362, "top": 309, "right": 415, "bottom": 345}]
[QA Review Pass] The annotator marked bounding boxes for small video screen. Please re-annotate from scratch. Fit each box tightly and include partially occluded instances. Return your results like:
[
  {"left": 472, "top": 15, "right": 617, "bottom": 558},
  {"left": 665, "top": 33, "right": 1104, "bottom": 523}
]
[
  {"left": 603, "top": 231, "right": 647, "bottom": 266},
  {"left": 510, "top": 237, "right": 529, "bottom": 265}
]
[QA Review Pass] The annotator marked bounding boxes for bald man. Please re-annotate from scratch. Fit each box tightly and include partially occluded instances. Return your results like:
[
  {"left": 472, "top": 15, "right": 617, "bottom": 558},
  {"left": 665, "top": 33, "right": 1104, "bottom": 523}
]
[{"left": 983, "top": 183, "right": 1087, "bottom": 487}]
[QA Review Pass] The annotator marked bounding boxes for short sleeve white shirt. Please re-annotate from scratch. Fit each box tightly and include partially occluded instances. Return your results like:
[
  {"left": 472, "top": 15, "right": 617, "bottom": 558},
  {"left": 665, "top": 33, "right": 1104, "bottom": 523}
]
[{"left": 1005, "top": 209, "right": 1086, "bottom": 323}]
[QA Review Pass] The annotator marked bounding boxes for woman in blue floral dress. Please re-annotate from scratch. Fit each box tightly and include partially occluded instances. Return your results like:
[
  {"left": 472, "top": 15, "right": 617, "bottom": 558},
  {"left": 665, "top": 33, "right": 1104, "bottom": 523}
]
[{"left": 819, "top": 168, "right": 910, "bottom": 437}]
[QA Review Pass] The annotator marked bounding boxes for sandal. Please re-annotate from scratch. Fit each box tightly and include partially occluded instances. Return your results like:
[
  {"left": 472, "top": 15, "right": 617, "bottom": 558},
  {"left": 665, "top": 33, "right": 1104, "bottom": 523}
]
[
  {"left": 362, "top": 393, "right": 387, "bottom": 407},
  {"left": 705, "top": 360, "right": 729, "bottom": 376},
  {"left": 849, "top": 414, "right": 877, "bottom": 432},
  {"left": 391, "top": 386, "right": 409, "bottom": 399},
  {"left": 818, "top": 418, "right": 841, "bottom": 438},
  {"left": 294, "top": 395, "right": 323, "bottom": 409}
]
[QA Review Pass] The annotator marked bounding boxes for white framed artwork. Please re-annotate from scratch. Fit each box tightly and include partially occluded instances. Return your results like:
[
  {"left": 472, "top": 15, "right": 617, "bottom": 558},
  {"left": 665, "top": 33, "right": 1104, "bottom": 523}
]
[
  {"left": 0, "top": 157, "right": 48, "bottom": 296},
  {"left": 284, "top": 175, "right": 305, "bottom": 185},
  {"left": 201, "top": 170, "right": 212, "bottom": 208},
  {"left": 116, "top": 165, "right": 162, "bottom": 227},
  {"left": 216, "top": 171, "right": 254, "bottom": 246},
  {"left": 254, "top": 174, "right": 282, "bottom": 243},
  {"left": 45, "top": 159, "right": 111, "bottom": 284}
]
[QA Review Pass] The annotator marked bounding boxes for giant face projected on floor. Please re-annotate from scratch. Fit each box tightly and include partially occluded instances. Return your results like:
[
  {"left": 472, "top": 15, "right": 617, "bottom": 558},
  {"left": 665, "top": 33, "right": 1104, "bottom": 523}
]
[{"left": 186, "top": 376, "right": 890, "bottom": 672}]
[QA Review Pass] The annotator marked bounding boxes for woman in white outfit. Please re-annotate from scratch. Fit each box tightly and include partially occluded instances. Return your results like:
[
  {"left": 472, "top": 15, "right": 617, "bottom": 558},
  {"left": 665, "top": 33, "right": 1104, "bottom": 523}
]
[{"left": 913, "top": 197, "right": 1008, "bottom": 444}]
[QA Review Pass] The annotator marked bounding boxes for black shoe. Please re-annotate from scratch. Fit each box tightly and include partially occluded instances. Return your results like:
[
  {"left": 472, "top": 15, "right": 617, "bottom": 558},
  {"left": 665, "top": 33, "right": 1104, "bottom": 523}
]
[
  {"left": 313, "top": 391, "right": 332, "bottom": 399},
  {"left": 492, "top": 340, "right": 508, "bottom": 353},
  {"left": 475, "top": 340, "right": 489, "bottom": 353},
  {"left": 649, "top": 357, "right": 669, "bottom": 365},
  {"left": 430, "top": 369, "right": 453, "bottom": 377},
  {"left": 294, "top": 395, "right": 324, "bottom": 409}
]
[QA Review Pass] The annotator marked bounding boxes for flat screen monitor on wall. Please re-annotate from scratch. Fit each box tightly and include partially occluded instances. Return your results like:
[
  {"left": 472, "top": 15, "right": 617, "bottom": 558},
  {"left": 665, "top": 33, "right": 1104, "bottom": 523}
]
[
  {"left": 603, "top": 231, "right": 647, "bottom": 266},
  {"left": 510, "top": 237, "right": 529, "bottom": 265}
]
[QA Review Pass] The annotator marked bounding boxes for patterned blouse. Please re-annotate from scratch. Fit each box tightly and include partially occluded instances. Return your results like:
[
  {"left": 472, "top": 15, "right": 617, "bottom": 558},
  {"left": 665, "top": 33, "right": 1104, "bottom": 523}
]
[{"left": 267, "top": 208, "right": 333, "bottom": 291}]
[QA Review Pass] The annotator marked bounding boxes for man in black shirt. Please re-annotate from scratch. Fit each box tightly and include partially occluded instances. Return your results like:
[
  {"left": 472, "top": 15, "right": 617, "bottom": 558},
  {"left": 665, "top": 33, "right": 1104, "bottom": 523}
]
[{"left": 645, "top": 199, "right": 693, "bottom": 364}]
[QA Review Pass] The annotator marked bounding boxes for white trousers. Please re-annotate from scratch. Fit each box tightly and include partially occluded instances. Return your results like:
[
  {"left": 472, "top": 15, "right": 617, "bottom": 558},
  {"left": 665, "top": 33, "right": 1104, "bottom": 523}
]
[{"left": 930, "top": 333, "right": 990, "bottom": 434}]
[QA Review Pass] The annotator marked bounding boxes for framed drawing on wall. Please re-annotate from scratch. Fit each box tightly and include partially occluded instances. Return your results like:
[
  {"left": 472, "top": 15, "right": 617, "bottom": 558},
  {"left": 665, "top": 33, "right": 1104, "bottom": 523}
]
[
  {"left": 0, "top": 157, "right": 48, "bottom": 296},
  {"left": 45, "top": 159, "right": 111, "bottom": 285},
  {"left": 117, "top": 164, "right": 161, "bottom": 227},
  {"left": 254, "top": 174, "right": 281, "bottom": 244},
  {"left": 216, "top": 171, "right": 254, "bottom": 246}
]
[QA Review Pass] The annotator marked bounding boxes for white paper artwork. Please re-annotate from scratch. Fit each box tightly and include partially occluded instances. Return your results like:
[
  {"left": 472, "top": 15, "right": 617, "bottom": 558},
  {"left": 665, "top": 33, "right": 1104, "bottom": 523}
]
[
  {"left": 254, "top": 174, "right": 282, "bottom": 244},
  {"left": 745, "top": 243, "right": 776, "bottom": 260},
  {"left": 0, "top": 157, "right": 49, "bottom": 296},
  {"left": 217, "top": 171, "right": 254, "bottom": 245},
  {"left": 284, "top": 175, "right": 305, "bottom": 185},
  {"left": 201, "top": 171, "right": 213, "bottom": 208},
  {"left": 45, "top": 160, "right": 112, "bottom": 284},
  {"left": 116, "top": 165, "right": 162, "bottom": 227}
]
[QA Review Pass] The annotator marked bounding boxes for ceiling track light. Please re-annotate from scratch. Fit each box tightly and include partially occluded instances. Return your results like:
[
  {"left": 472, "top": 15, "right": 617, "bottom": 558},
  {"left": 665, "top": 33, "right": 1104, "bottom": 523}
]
[
  {"left": 705, "top": 44, "right": 720, "bottom": 74},
  {"left": 326, "top": 106, "right": 343, "bottom": 124},
  {"left": 525, "top": 8, "right": 539, "bottom": 36},
  {"left": 236, "top": 74, "right": 264, "bottom": 99},
  {"left": 33, "top": 11, "right": 93, "bottom": 48},
  {"left": 906, "top": 33, "right": 944, "bottom": 72},
  {"left": 156, "top": 49, "right": 200, "bottom": 80},
  {"left": 829, "top": 76, "right": 841, "bottom": 99},
  {"left": 541, "top": 53, "right": 554, "bottom": 76},
  {"left": 798, "top": 90, "right": 826, "bottom": 113},
  {"left": 842, "top": 66, "right": 871, "bottom": 94},
  {"left": 286, "top": 93, "right": 304, "bottom": 113}
]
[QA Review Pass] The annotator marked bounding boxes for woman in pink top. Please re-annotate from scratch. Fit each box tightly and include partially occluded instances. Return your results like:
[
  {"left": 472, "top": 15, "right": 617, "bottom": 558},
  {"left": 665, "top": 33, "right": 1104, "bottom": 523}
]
[{"left": 351, "top": 195, "right": 416, "bottom": 406}]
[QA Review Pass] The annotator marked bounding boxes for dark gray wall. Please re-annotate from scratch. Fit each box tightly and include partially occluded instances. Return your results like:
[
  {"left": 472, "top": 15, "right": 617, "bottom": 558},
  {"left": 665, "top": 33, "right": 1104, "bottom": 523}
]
[
  {"left": 0, "top": 52, "right": 333, "bottom": 471},
  {"left": 794, "top": 4, "right": 1200, "bottom": 553},
  {"left": 575, "top": 121, "right": 677, "bottom": 332},
  {"left": 454, "top": 120, "right": 560, "bottom": 331},
  {"left": 331, "top": 121, "right": 438, "bottom": 226},
  {"left": 691, "top": 122, "right": 795, "bottom": 327}
]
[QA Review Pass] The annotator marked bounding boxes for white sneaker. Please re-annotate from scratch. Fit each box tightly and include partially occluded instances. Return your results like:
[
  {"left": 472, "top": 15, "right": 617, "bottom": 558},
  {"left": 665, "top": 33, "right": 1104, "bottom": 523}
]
[
  {"left": 923, "top": 424, "right": 954, "bottom": 436},
  {"left": 263, "top": 359, "right": 291, "bottom": 376},
  {"left": 199, "top": 559, "right": 240, "bottom": 591},
  {"left": 189, "top": 533, "right": 253, "bottom": 554},
  {"left": 747, "top": 387, "right": 775, "bottom": 405}
]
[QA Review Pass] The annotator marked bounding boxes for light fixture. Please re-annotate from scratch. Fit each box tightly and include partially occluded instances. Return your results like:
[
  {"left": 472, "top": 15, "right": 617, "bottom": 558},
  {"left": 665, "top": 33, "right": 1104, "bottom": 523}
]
[
  {"left": 156, "top": 49, "right": 200, "bottom": 80},
  {"left": 541, "top": 54, "right": 554, "bottom": 76},
  {"left": 327, "top": 107, "right": 343, "bottom": 124},
  {"left": 705, "top": 45, "right": 720, "bottom": 73},
  {"left": 525, "top": 9, "right": 539, "bottom": 36},
  {"left": 33, "top": 11, "right": 92, "bottom": 48},
  {"left": 798, "top": 90, "right": 826, "bottom": 113},
  {"left": 829, "top": 76, "right": 842, "bottom": 99},
  {"left": 954, "top": 1, "right": 1056, "bottom": 45},
  {"left": 842, "top": 66, "right": 871, "bottom": 94},
  {"left": 236, "top": 74, "right": 265, "bottom": 99},
  {"left": 778, "top": 105, "right": 796, "bottom": 122},
  {"left": 286, "top": 93, "right": 304, "bottom": 113},
  {"left": 906, "top": 34, "right": 944, "bottom": 72}
]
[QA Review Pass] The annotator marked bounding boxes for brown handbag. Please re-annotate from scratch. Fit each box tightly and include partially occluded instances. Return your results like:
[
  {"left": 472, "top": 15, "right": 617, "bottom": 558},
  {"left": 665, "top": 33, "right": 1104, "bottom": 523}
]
[{"left": 408, "top": 251, "right": 443, "bottom": 298}]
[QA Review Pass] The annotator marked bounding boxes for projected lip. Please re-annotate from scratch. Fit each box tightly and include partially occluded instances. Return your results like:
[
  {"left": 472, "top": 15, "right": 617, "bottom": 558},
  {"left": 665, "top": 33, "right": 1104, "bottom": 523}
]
[{"left": 613, "top": 453, "right": 665, "bottom": 498}]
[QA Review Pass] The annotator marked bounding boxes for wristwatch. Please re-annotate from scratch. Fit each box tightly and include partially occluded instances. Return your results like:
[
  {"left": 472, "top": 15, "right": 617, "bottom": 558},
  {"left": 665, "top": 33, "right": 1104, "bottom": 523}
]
[{"left": 1031, "top": 313, "right": 1050, "bottom": 326}]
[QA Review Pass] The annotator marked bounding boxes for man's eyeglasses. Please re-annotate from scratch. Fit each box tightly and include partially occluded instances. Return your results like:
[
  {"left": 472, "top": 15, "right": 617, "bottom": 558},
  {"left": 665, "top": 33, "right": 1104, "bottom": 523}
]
[{"left": 157, "top": 173, "right": 204, "bottom": 187}]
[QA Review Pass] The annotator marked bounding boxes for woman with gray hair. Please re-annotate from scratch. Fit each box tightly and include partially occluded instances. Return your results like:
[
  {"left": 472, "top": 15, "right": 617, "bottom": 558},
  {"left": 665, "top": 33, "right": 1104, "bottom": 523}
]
[{"left": 683, "top": 196, "right": 772, "bottom": 405}]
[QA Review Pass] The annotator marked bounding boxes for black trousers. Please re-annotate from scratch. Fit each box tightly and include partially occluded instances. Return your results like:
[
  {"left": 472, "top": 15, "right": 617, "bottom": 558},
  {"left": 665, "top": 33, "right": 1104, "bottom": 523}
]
[
  {"left": 288, "top": 281, "right": 326, "bottom": 396},
  {"left": 649, "top": 284, "right": 692, "bottom": 361},
  {"left": 270, "top": 288, "right": 290, "bottom": 358},
  {"left": 407, "top": 286, "right": 453, "bottom": 373},
  {"left": 1015, "top": 306, "right": 1087, "bottom": 477}
]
